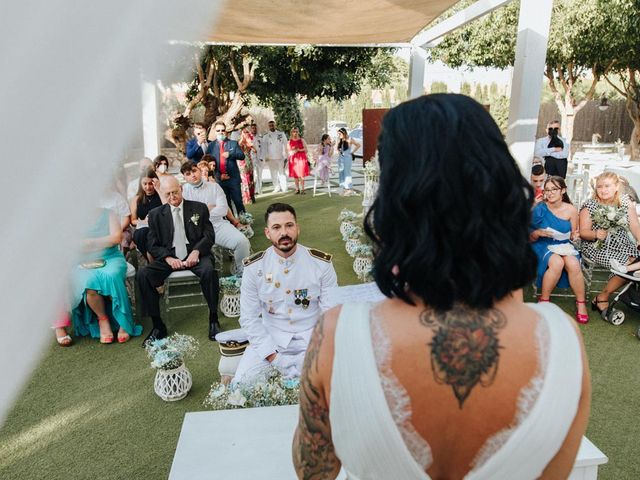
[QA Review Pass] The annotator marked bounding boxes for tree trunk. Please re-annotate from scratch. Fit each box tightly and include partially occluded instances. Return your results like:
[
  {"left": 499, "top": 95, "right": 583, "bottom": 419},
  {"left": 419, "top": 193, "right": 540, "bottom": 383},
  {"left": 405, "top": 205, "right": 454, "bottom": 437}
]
[
  {"left": 630, "top": 117, "right": 640, "bottom": 161},
  {"left": 626, "top": 98, "right": 640, "bottom": 161}
]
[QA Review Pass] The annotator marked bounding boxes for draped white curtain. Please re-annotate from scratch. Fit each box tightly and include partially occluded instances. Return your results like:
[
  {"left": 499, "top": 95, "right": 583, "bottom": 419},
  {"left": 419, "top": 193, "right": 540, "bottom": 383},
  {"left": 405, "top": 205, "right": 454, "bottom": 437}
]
[{"left": 0, "top": 0, "right": 222, "bottom": 424}]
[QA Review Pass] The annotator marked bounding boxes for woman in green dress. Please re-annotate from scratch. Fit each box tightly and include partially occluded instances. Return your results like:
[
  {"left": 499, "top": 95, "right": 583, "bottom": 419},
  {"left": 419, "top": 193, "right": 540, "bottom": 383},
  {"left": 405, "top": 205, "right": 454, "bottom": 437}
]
[{"left": 70, "top": 208, "right": 142, "bottom": 343}]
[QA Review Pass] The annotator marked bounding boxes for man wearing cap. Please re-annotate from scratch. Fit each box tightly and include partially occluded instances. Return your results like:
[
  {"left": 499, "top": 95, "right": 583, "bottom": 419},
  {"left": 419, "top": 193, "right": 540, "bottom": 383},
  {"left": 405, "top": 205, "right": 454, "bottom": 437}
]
[{"left": 232, "top": 202, "right": 337, "bottom": 383}]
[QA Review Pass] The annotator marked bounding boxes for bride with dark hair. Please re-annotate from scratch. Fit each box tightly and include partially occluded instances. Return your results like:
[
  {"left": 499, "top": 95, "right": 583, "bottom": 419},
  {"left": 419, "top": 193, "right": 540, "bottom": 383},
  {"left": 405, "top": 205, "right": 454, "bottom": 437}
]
[{"left": 293, "top": 94, "right": 590, "bottom": 480}]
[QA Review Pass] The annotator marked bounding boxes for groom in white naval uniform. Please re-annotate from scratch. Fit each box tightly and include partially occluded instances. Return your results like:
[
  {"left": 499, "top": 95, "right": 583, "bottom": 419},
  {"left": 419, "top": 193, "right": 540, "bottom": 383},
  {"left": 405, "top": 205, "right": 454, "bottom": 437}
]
[{"left": 232, "top": 202, "right": 338, "bottom": 383}]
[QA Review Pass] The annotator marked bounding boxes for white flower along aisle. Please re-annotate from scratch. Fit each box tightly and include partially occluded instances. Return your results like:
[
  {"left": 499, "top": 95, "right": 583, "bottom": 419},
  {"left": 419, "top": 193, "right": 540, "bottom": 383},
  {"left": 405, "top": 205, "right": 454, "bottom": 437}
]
[
  {"left": 220, "top": 275, "right": 242, "bottom": 317},
  {"left": 145, "top": 334, "right": 199, "bottom": 402}
]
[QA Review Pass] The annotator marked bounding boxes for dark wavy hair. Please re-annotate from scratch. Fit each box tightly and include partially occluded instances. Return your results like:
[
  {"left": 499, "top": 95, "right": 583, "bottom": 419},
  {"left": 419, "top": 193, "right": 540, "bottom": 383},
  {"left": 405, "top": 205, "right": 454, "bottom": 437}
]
[{"left": 364, "top": 94, "right": 536, "bottom": 311}]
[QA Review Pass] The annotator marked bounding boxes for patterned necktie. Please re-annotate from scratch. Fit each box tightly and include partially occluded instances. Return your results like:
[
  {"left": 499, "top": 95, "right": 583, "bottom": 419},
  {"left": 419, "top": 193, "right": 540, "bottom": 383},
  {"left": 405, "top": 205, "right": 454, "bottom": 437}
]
[{"left": 173, "top": 207, "right": 188, "bottom": 260}]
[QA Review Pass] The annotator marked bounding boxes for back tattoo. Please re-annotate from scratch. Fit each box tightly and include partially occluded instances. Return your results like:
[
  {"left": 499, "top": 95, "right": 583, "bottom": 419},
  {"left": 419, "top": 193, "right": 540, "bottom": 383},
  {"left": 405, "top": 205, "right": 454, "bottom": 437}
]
[{"left": 420, "top": 305, "right": 506, "bottom": 408}]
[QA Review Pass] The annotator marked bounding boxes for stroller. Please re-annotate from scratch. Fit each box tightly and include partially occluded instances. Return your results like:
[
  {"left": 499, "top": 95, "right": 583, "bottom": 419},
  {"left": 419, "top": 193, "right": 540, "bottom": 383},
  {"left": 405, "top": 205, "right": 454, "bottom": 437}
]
[{"left": 601, "top": 269, "right": 640, "bottom": 340}]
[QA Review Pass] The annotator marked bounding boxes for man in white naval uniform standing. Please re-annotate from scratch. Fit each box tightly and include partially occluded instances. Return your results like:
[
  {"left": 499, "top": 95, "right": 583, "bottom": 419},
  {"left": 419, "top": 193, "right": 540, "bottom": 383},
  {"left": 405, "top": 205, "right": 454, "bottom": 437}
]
[
  {"left": 233, "top": 203, "right": 338, "bottom": 382},
  {"left": 261, "top": 120, "right": 288, "bottom": 193}
]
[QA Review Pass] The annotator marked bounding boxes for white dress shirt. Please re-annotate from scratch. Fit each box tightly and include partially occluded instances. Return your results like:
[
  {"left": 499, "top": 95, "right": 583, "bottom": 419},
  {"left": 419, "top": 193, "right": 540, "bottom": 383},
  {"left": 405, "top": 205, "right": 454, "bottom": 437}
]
[
  {"left": 182, "top": 181, "right": 228, "bottom": 226},
  {"left": 534, "top": 135, "right": 570, "bottom": 159}
]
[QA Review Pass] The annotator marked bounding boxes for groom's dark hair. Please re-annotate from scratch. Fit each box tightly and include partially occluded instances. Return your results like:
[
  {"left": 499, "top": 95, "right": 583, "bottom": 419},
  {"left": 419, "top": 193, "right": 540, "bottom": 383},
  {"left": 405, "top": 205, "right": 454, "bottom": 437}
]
[{"left": 265, "top": 203, "right": 297, "bottom": 224}]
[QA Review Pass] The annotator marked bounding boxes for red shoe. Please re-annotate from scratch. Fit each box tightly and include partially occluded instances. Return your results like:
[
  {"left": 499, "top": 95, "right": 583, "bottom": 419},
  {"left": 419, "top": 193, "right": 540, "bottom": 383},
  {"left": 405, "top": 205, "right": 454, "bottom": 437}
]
[{"left": 575, "top": 300, "right": 589, "bottom": 324}]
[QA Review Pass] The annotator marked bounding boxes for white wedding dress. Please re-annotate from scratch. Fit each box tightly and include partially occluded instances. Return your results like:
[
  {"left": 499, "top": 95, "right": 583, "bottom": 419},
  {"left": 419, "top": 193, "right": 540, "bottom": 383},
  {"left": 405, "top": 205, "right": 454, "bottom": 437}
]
[{"left": 329, "top": 302, "right": 583, "bottom": 480}]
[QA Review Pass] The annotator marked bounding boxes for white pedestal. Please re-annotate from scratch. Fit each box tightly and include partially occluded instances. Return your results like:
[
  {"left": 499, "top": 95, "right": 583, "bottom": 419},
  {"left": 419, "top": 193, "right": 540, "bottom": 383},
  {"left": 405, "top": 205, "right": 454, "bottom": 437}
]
[{"left": 170, "top": 405, "right": 607, "bottom": 479}]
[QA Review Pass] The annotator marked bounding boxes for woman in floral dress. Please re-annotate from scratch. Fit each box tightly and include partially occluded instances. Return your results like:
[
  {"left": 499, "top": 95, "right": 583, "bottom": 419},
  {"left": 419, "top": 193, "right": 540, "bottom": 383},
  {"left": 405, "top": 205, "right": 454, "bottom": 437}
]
[{"left": 238, "top": 128, "right": 256, "bottom": 204}]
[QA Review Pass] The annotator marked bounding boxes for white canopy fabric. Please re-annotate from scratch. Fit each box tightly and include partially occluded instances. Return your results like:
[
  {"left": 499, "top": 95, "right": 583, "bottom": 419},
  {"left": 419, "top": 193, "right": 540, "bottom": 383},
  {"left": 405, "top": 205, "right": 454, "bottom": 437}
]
[{"left": 207, "top": 0, "right": 459, "bottom": 45}]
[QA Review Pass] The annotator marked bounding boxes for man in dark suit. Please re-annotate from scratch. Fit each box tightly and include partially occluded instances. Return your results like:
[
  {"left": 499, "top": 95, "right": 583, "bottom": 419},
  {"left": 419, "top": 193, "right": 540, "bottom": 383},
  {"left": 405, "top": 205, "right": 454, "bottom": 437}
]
[
  {"left": 186, "top": 122, "right": 209, "bottom": 163},
  {"left": 206, "top": 120, "right": 246, "bottom": 214},
  {"left": 137, "top": 175, "right": 222, "bottom": 345}
]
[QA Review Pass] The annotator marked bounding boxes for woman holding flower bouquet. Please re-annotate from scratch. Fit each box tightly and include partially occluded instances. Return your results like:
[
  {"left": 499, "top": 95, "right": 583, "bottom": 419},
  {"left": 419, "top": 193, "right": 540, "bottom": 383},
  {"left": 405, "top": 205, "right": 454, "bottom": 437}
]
[
  {"left": 530, "top": 176, "right": 588, "bottom": 323},
  {"left": 580, "top": 171, "right": 640, "bottom": 315}
]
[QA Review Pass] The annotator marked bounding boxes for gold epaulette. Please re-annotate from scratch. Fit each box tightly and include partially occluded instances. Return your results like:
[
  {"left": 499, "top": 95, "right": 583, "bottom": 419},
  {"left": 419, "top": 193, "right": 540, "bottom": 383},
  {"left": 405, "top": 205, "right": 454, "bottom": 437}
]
[
  {"left": 309, "top": 248, "right": 333, "bottom": 263},
  {"left": 243, "top": 250, "right": 265, "bottom": 267}
]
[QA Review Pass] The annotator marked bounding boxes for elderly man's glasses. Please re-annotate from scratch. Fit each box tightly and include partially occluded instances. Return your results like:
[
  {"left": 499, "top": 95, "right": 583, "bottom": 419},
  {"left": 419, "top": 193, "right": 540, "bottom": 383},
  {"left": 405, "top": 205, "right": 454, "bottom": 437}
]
[{"left": 165, "top": 189, "right": 181, "bottom": 197}]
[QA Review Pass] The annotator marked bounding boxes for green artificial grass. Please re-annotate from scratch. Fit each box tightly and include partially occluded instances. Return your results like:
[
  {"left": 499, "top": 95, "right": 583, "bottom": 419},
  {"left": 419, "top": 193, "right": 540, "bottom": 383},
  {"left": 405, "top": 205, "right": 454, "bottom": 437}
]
[{"left": 1, "top": 190, "right": 639, "bottom": 479}]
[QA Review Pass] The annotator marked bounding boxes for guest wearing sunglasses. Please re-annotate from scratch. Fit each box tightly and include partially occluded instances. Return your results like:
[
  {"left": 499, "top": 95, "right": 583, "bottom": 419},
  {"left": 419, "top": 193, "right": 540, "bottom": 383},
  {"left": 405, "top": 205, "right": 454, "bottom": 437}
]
[{"left": 206, "top": 120, "right": 246, "bottom": 215}]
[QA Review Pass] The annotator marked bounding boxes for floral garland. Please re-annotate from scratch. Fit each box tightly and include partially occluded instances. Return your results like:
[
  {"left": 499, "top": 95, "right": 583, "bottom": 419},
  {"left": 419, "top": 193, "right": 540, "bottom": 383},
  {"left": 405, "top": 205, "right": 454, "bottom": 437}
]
[
  {"left": 338, "top": 209, "right": 359, "bottom": 222},
  {"left": 342, "top": 223, "right": 363, "bottom": 241},
  {"left": 204, "top": 367, "right": 299, "bottom": 410},
  {"left": 145, "top": 333, "right": 199, "bottom": 370},
  {"left": 219, "top": 275, "right": 242, "bottom": 294},
  {"left": 591, "top": 203, "right": 628, "bottom": 249}
]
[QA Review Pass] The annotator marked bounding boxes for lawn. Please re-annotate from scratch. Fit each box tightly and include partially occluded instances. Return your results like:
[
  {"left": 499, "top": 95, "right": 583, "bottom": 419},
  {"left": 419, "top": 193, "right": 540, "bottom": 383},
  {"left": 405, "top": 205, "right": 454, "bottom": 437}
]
[{"left": 0, "top": 190, "right": 639, "bottom": 479}]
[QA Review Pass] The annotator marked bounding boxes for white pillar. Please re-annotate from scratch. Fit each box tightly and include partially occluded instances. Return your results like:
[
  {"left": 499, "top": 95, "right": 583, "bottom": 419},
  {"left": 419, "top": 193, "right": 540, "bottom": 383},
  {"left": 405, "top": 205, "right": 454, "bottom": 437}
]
[
  {"left": 141, "top": 78, "right": 160, "bottom": 158},
  {"left": 408, "top": 46, "right": 426, "bottom": 99},
  {"left": 506, "top": 0, "right": 553, "bottom": 176}
]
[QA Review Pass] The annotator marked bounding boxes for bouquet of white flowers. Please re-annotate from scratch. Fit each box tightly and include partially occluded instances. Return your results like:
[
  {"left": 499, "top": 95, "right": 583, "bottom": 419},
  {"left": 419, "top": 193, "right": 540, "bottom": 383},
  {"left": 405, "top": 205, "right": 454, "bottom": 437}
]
[
  {"left": 238, "top": 212, "right": 254, "bottom": 226},
  {"left": 352, "top": 243, "right": 374, "bottom": 258},
  {"left": 342, "top": 223, "right": 363, "bottom": 241},
  {"left": 591, "top": 204, "right": 628, "bottom": 249},
  {"left": 204, "top": 367, "right": 300, "bottom": 410},
  {"left": 145, "top": 334, "right": 199, "bottom": 370},
  {"left": 219, "top": 275, "right": 242, "bottom": 295},
  {"left": 338, "top": 209, "right": 359, "bottom": 222},
  {"left": 363, "top": 157, "right": 380, "bottom": 176}
]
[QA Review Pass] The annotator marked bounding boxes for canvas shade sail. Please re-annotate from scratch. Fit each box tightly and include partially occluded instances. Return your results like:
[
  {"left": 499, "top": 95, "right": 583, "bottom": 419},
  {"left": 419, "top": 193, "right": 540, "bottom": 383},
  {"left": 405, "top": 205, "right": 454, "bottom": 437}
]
[{"left": 206, "top": 0, "right": 460, "bottom": 45}]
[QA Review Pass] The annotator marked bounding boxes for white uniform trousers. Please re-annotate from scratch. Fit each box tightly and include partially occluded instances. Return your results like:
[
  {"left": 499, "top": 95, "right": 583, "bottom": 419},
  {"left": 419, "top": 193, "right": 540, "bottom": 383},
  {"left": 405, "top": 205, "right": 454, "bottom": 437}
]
[
  {"left": 232, "top": 333, "right": 308, "bottom": 384},
  {"left": 213, "top": 221, "right": 251, "bottom": 275},
  {"left": 254, "top": 159, "right": 266, "bottom": 194},
  {"left": 265, "top": 158, "right": 288, "bottom": 192}
]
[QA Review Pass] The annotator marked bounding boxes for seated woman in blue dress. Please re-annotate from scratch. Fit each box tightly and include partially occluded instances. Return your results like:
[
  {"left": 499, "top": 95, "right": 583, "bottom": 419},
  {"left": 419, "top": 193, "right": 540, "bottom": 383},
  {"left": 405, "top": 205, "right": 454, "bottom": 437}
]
[
  {"left": 530, "top": 176, "right": 588, "bottom": 323},
  {"left": 70, "top": 208, "right": 143, "bottom": 343}
]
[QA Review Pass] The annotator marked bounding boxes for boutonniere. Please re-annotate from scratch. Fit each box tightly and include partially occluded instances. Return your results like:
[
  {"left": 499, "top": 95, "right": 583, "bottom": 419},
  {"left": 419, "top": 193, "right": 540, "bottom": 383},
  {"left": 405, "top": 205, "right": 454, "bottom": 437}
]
[{"left": 190, "top": 213, "right": 200, "bottom": 225}]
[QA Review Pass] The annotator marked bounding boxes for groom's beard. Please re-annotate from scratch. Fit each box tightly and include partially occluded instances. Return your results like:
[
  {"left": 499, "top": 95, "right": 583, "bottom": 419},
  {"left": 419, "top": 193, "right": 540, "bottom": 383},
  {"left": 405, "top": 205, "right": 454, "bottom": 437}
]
[{"left": 273, "top": 235, "right": 297, "bottom": 253}]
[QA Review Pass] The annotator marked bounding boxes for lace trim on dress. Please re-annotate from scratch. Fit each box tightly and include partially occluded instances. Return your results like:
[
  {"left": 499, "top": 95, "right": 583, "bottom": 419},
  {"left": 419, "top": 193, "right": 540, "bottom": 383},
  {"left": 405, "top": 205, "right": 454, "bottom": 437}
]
[
  {"left": 370, "top": 306, "right": 551, "bottom": 474},
  {"left": 470, "top": 316, "right": 551, "bottom": 471},
  {"left": 370, "top": 308, "right": 433, "bottom": 470}
]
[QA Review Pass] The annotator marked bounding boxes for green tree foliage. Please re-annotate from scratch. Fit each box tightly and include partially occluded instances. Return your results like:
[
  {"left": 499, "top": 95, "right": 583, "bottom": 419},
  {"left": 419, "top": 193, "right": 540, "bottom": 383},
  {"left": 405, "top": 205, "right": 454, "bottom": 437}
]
[
  {"left": 271, "top": 95, "right": 304, "bottom": 138},
  {"left": 599, "top": 0, "right": 640, "bottom": 158},
  {"left": 430, "top": 0, "right": 621, "bottom": 145},
  {"left": 164, "top": 45, "right": 400, "bottom": 153}
]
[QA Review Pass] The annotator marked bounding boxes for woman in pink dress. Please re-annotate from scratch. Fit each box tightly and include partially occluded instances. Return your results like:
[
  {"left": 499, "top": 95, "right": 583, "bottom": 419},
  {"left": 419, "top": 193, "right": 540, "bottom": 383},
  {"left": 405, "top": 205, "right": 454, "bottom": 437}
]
[{"left": 287, "top": 126, "right": 310, "bottom": 194}]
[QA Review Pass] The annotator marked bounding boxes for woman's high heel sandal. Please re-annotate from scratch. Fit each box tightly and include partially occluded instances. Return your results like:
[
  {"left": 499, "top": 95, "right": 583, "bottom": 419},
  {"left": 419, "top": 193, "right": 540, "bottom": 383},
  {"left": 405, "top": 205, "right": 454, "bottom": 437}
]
[
  {"left": 537, "top": 297, "right": 550, "bottom": 303},
  {"left": 575, "top": 300, "right": 589, "bottom": 324}
]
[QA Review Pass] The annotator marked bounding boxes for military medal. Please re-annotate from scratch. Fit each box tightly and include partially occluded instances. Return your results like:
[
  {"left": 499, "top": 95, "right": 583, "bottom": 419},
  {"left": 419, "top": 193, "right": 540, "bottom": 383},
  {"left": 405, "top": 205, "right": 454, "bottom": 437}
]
[{"left": 294, "top": 289, "right": 309, "bottom": 308}]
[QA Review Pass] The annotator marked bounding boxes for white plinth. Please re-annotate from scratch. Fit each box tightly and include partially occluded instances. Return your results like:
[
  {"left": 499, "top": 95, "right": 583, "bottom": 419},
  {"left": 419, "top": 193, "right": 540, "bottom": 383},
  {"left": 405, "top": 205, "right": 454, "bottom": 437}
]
[{"left": 170, "top": 405, "right": 607, "bottom": 480}]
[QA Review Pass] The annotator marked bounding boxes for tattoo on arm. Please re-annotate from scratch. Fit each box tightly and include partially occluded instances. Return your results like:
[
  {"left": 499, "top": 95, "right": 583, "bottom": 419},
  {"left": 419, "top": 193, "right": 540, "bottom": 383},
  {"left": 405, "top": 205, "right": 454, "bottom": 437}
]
[
  {"left": 420, "top": 305, "right": 506, "bottom": 409},
  {"left": 293, "top": 315, "right": 341, "bottom": 479}
]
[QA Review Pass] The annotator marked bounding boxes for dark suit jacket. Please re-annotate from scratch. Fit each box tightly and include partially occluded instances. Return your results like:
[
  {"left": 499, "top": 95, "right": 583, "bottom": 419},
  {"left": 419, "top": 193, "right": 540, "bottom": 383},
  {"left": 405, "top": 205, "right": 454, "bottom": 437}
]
[
  {"left": 206, "top": 139, "right": 245, "bottom": 183},
  {"left": 186, "top": 138, "right": 208, "bottom": 163},
  {"left": 147, "top": 200, "right": 214, "bottom": 261}
]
